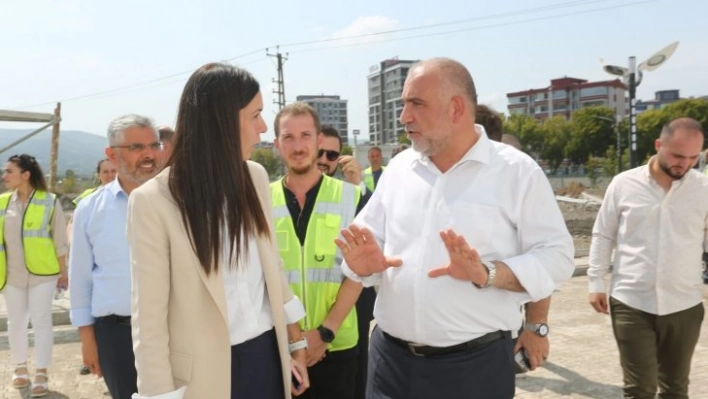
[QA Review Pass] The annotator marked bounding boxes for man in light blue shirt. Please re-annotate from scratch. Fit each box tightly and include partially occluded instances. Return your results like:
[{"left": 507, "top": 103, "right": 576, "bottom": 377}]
[{"left": 70, "top": 114, "right": 162, "bottom": 399}]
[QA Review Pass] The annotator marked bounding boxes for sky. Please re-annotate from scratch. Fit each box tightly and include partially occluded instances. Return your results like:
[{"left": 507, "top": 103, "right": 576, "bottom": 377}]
[{"left": 1, "top": 0, "right": 707, "bottom": 145}]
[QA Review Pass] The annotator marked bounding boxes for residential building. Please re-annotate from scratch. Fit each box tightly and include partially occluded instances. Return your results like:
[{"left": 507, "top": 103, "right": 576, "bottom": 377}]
[
  {"left": 367, "top": 58, "right": 418, "bottom": 144},
  {"left": 296, "top": 95, "right": 349, "bottom": 145},
  {"left": 507, "top": 77, "right": 627, "bottom": 120},
  {"left": 636, "top": 90, "right": 681, "bottom": 113}
]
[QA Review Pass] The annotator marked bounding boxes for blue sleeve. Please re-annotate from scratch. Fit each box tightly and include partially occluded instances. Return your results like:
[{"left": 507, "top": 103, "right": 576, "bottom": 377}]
[{"left": 69, "top": 201, "right": 95, "bottom": 327}]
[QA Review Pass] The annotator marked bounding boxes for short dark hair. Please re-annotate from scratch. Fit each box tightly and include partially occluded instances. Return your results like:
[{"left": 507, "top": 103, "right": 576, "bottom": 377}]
[
  {"left": 321, "top": 125, "right": 342, "bottom": 151},
  {"left": 475, "top": 105, "right": 503, "bottom": 142},
  {"left": 8, "top": 154, "right": 48, "bottom": 192},
  {"left": 158, "top": 126, "right": 175, "bottom": 143},
  {"left": 660, "top": 117, "right": 705, "bottom": 141},
  {"left": 368, "top": 146, "right": 382, "bottom": 155},
  {"left": 274, "top": 102, "right": 321, "bottom": 138}
]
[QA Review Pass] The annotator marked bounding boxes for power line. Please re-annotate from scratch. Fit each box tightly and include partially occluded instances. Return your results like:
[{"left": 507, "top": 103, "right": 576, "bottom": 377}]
[
  {"left": 278, "top": 0, "right": 615, "bottom": 49},
  {"left": 8, "top": 0, "right": 656, "bottom": 110},
  {"left": 10, "top": 49, "right": 265, "bottom": 110},
  {"left": 288, "top": 0, "right": 657, "bottom": 55}
]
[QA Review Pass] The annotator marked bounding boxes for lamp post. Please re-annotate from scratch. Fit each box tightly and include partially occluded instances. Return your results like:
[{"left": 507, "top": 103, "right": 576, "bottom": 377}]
[
  {"left": 600, "top": 41, "right": 679, "bottom": 168},
  {"left": 592, "top": 115, "right": 622, "bottom": 173}
]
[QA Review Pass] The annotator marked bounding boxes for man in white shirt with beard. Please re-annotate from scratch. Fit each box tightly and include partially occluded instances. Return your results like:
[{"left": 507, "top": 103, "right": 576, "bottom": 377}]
[
  {"left": 589, "top": 117, "right": 708, "bottom": 399},
  {"left": 336, "top": 57, "right": 575, "bottom": 399}
]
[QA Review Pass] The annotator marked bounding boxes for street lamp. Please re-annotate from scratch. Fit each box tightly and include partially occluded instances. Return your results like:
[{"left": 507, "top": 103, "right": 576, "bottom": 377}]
[
  {"left": 600, "top": 41, "right": 679, "bottom": 168},
  {"left": 592, "top": 115, "right": 622, "bottom": 173}
]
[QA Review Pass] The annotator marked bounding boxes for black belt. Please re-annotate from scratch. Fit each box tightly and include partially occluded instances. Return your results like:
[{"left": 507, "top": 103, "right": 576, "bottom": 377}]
[
  {"left": 382, "top": 330, "right": 509, "bottom": 357},
  {"left": 97, "top": 315, "right": 131, "bottom": 326}
]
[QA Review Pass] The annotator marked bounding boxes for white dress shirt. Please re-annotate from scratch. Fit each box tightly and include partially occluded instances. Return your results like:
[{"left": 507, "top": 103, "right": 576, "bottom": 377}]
[
  {"left": 588, "top": 159, "right": 708, "bottom": 315},
  {"left": 222, "top": 231, "right": 305, "bottom": 346},
  {"left": 342, "top": 126, "right": 575, "bottom": 346}
]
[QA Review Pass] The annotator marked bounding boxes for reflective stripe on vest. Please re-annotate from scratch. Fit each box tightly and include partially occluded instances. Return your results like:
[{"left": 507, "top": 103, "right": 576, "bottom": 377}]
[
  {"left": 0, "top": 190, "right": 60, "bottom": 290},
  {"left": 271, "top": 175, "right": 360, "bottom": 351}
]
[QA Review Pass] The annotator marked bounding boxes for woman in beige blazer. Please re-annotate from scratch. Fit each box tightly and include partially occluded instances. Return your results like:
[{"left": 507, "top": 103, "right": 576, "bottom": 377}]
[{"left": 127, "top": 63, "right": 309, "bottom": 399}]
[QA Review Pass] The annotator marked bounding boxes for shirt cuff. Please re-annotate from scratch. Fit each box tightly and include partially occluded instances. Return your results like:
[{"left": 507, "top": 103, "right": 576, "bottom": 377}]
[
  {"left": 502, "top": 256, "right": 555, "bottom": 302},
  {"left": 70, "top": 307, "right": 95, "bottom": 327},
  {"left": 284, "top": 296, "right": 306, "bottom": 324},
  {"left": 132, "top": 386, "right": 187, "bottom": 399},
  {"left": 341, "top": 262, "right": 381, "bottom": 288},
  {"left": 588, "top": 277, "right": 607, "bottom": 294}
]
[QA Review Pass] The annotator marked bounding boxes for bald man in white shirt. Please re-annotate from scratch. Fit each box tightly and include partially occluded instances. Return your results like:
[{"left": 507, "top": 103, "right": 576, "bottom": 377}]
[
  {"left": 589, "top": 117, "right": 708, "bottom": 399},
  {"left": 336, "top": 58, "right": 575, "bottom": 398}
]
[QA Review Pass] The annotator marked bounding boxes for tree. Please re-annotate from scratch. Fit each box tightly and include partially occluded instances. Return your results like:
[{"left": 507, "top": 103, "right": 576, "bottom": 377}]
[
  {"left": 397, "top": 133, "right": 411, "bottom": 145},
  {"left": 250, "top": 148, "right": 283, "bottom": 181},
  {"left": 503, "top": 114, "right": 542, "bottom": 156},
  {"left": 565, "top": 106, "right": 616, "bottom": 165},
  {"left": 60, "top": 169, "right": 78, "bottom": 194},
  {"left": 539, "top": 116, "right": 570, "bottom": 175},
  {"left": 341, "top": 145, "right": 353, "bottom": 156}
]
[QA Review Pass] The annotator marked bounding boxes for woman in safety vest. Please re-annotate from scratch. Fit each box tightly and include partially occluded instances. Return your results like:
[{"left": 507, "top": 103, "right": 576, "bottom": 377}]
[
  {"left": 0, "top": 154, "right": 68, "bottom": 397},
  {"left": 71, "top": 158, "right": 117, "bottom": 206}
]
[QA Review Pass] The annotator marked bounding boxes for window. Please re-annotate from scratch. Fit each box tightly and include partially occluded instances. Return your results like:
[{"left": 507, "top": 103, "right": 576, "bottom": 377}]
[
  {"left": 580, "top": 86, "right": 608, "bottom": 97},
  {"left": 553, "top": 90, "right": 567, "bottom": 99}
]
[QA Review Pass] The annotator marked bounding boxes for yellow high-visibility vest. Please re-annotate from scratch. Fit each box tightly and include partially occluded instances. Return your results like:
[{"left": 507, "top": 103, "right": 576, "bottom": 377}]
[
  {"left": 0, "top": 190, "right": 60, "bottom": 290},
  {"left": 271, "top": 175, "right": 360, "bottom": 351}
]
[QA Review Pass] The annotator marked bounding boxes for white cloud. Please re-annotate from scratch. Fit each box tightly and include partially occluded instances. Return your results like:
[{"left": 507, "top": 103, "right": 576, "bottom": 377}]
[{"left": 330, "top": 16, "right": 402, "bottom": 46}]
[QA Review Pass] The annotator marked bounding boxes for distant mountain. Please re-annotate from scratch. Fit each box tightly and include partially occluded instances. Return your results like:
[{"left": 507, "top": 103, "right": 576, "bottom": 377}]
[{"left": 0, "top": 128, "right": 107, "bottom": 177}]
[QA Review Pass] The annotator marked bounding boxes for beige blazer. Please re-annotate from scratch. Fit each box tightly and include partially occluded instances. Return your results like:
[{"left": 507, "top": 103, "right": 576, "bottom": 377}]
[{"left": 127, "top": 162, "right": 295, "bottom": 399}]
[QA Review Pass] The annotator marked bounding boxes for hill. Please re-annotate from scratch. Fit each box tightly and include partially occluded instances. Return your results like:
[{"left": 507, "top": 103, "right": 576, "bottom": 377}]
[{"left": 0, "top": 128, "right": 107, "bottom": 177}]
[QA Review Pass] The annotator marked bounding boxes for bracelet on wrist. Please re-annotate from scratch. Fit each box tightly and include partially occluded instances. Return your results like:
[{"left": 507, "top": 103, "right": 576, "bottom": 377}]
[{"left": 288, "top": 337, "right": 308, "bottom": 353}]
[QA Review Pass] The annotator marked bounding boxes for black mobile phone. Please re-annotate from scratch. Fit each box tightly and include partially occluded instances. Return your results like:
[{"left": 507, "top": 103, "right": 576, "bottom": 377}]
[
  {"left": 292, "top": 371, "right": 302, "bottom": 390},
  {"left": 514, "top": 349, "right": 531, "bottom": 372}
]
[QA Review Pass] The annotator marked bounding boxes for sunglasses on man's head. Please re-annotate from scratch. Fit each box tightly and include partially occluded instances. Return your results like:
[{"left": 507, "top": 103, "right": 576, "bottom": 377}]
[{"left": 318, "top": 149, "right": 340, "bottom": 162}]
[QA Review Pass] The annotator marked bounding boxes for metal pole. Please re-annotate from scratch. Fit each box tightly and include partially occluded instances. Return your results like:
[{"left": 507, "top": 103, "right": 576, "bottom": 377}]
[
  {"left": 616, "top": 114, "right": 622, "bottom": 173},
  {"left": 49, "top": 102, "right": 61, "bottom": 192},
  {"left": 628, "top": 56, "right": 637, "bottom": 168}
]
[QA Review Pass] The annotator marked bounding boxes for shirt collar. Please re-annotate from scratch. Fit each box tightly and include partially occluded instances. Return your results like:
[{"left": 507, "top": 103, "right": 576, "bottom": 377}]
[
  {"left": 105, "top": 178, "right": 128, "bottom": 198},
  {"left": 10, "top": 189, "right": 35, "bottom": 202},
  {"left": 415, "top": 124, "right": 491, "bottom": 170}
]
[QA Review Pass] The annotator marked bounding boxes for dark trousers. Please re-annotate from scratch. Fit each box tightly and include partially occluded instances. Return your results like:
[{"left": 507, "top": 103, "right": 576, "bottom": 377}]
[
  {"left": 610, "top": 297, "right": 704, "bottom": 399},
  {"left": 299, "top": 346, "right": 358, "bottom": 399},
  {"left": 231, "top": 328, "right": 284, "bottom": 399},
  {"left": 94, "top": 317, "right": 138, "bottom": 399},
  {"left": 367, "top": 327, "right": 515, "bottom": 399},
  {"left": 354, "top": 287, "right": 376, "bottom": 399}
]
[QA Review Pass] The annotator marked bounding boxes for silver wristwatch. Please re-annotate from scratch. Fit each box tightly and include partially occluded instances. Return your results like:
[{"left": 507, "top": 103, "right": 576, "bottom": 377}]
[
  {"left": 524, "top": 323, "right": 549, "bottom": 337},
  {"left": 474, "top": 260, "right": 497, "bottom": 288}
]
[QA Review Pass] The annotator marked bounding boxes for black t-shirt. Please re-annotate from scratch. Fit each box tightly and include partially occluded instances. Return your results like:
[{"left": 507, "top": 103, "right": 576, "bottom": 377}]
[{"left": 282, "top": 175, "right": 366, "bottom": 246}]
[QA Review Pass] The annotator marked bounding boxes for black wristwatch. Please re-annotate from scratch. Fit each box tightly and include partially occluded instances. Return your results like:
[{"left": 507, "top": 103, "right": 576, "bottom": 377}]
[{"left": 317, "top": 325, "right": 335, "bottom": 343}]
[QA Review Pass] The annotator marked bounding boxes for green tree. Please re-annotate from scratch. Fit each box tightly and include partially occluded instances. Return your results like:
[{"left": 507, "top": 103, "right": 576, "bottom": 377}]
[
  {"left": 60, "top": 169, "right": 78, "bottom": 194},
  {"left": 397, "top": 133, "right": 411, "bottom": 145},
  {"left": 503, "top": 114, "right": 542, "bottom": 156},
  {"left": 341, "top": 145, "right": 353, "bottom": 156},
  {"left": 565, "top": 106, "right": 616, "bottom": 165},
  {"left": 539, "top": 116, "right": 570, "bottom": 175},
  {"left": 250, "top": 148, "right": 283, "bottom": 181}
]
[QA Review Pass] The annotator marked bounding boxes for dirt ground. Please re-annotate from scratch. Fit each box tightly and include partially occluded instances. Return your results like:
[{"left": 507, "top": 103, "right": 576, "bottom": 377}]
[{"left": 556, "top": 183, "right": 602, "bottom": 254}]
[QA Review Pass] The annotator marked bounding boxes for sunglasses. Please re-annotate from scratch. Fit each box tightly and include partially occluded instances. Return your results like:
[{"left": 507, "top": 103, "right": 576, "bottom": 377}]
[{"left": 318, "top": 149, "right": 340, "bottom": 162}]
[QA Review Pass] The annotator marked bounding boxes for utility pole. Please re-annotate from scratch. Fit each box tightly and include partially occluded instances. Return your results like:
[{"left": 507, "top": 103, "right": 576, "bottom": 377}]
[
  {"left": 49, "top": 102, "right": 61, "bottom": 192},
  {"left": 267, "top": 47, "right": 287, "bottom": 110}
]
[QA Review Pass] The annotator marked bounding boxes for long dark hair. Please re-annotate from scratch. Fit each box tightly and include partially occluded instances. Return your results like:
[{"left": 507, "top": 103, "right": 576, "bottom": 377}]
[
  {"left": 168, "top": 62, "right": 269, "bottom": 275},
  {"left": 8, "top": 154, "right": 48, "bottom": 192}
]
